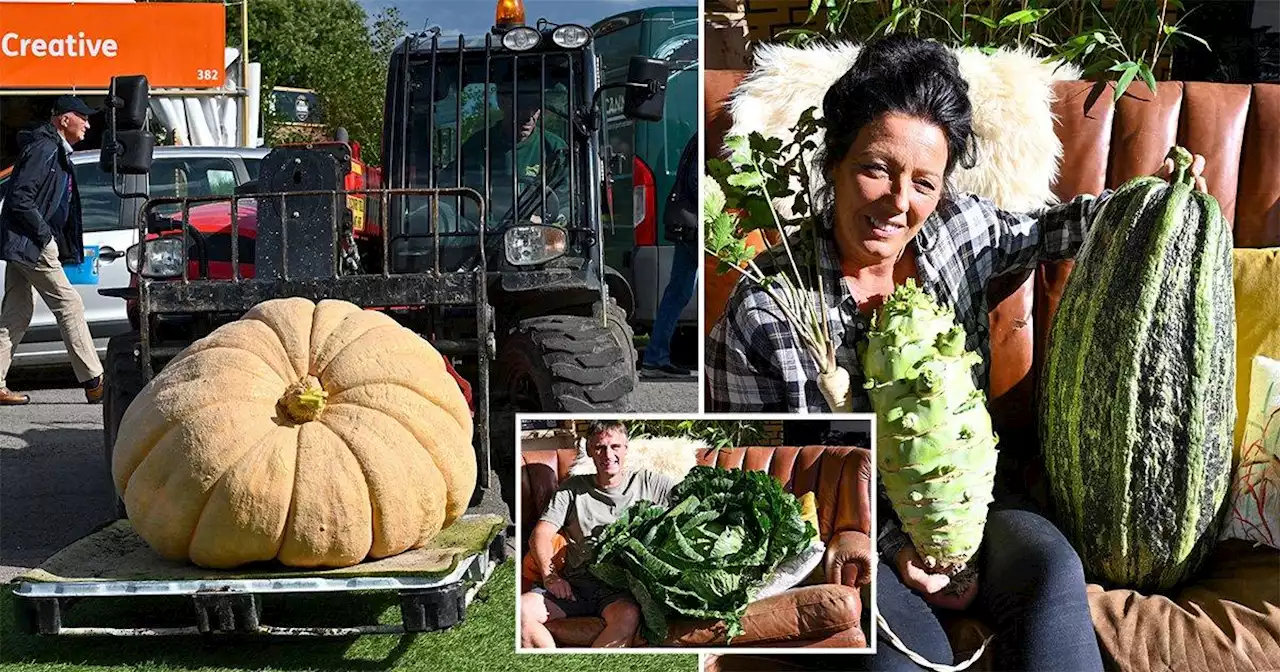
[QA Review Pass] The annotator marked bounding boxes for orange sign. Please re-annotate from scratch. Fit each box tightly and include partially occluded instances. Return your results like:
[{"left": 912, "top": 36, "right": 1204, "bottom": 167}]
[{"left": 0, "top": 2, "right": 226, "bottom": 89}]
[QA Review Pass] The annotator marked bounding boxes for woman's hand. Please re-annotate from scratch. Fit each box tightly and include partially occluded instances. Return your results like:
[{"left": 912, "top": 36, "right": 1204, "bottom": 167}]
[
  {"left": 895, "top": 546, "right": 979, "bottom": 610},
  {"left": 1156, "top": 153, "right": 1208, "bottom": 192}
]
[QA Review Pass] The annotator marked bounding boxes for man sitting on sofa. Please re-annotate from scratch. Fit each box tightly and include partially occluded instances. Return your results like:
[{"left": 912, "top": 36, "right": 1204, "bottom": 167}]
[{"left": 520, "top": 420, "right": 676, "bottom": 648}]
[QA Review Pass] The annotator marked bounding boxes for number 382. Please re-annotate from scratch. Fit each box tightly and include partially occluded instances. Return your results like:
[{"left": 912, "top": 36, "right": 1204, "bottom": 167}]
[{"left": 196, "top": 69, "right": 220, "bottom": 80}]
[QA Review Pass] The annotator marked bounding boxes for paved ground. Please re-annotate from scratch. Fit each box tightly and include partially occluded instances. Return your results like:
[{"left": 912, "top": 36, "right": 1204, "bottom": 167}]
[
  {"left": 630, "top": 374, "right": 700, "bottom": 412},
  {"left": 1, "top": 386, "right": 116, "bottom": 583},
  {"left": 0, "top": 369, "right": 698, "bottom": 583}
]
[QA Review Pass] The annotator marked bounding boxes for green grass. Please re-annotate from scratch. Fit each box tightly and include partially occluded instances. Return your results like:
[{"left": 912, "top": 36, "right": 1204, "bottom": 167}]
[{"left": 0, "top": 561, "right": 698, "bottom": 672}]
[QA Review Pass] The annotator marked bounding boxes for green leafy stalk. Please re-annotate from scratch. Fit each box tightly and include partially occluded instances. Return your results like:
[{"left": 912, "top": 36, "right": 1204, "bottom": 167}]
[{"left": 704, "top": 107, "right": 841, "bottom": 377}]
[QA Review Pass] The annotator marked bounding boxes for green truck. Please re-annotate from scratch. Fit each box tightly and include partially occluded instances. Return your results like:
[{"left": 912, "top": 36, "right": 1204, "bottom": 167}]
[{"left": 593, "top": 5, "right": 698, "bottom": 337}]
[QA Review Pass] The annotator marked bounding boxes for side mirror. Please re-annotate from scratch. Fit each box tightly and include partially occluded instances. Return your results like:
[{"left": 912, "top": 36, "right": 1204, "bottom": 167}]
[
  {"left": 623, "top": 56, "right": 668, "bottom": 123},
  {"left": 99, "top": 75, "right": 154, "bottom": 175}
]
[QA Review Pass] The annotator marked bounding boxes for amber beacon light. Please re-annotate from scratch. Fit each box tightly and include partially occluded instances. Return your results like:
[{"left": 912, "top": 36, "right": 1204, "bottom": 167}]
[{"left": 495, "top": 0, "right": 526, "bottom": 28}]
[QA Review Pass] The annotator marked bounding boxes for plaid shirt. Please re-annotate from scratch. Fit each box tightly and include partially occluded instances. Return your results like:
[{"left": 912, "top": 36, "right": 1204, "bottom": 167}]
[{"left": 705, "top": 190, "right": 1112, "bottom": 560}]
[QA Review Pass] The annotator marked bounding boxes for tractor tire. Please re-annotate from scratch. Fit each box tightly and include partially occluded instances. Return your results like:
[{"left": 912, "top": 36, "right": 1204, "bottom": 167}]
[
  {"left": 102, "top": 333, "right": 146, "bottom": 521},
  {"left": 498, "top": 300, "right": 637, "bottom": 413},
  {"left": 596, "top": 298, "right": 639, "bottom": 378},
  {"left": 492, "top": 300, "right": 637, "bottom": 519}
]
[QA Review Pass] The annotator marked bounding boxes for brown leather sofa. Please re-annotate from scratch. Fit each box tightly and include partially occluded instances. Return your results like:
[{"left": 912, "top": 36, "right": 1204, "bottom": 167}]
[
  {"left": 703, "top": 73, "right": 1280, "bottom": 671},
  {"left": 519, "top": 445, "right": 874, "bottom": 648}
]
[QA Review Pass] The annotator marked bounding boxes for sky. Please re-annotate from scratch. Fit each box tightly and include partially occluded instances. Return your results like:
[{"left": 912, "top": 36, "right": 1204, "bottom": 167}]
[{"left": 356, "top": 0, "right": 695, "bottom": 38}]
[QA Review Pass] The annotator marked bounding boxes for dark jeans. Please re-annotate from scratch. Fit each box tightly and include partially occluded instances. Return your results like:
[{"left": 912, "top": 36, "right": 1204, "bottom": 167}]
[
  {"left": 642, "top": 240, "right": 698, "bottom": 367},
  {"left": 787, "top": 503, "right": 1103, "bottom": 671}
]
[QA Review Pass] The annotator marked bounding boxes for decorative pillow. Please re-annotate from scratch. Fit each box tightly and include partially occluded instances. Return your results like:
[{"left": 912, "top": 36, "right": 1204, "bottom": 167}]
[
  {"left": 1221, "top": 355, "right": 1280, "bottom": 549},
  {"left": 752, "top": 491, "right": 826, "bottom": 600},
  {"left": 568, "top": 435, "right": 705, "bottom": 482},
  {"left": 726, "top": 42, "right": 1080, "bottom": 215},
  {"left": 1232, "top": 248, "right": 1280, "bottom": 458},
  {"left": 753, "top": 540, "right": 827, "bottom": 601}
]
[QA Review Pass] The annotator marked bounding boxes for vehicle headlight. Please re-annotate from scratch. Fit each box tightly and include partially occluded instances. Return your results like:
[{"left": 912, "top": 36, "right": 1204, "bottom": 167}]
[
  {"left": 126, "top": 237, "right": 185, "bottom": 277},
  {"left": 505, "top": 225, "right": 567, "bottom": 266},
  {"left": 502, "top": 26, "right": 541, "bottom": 51},
  {"left": 551, "top": 25, "right": 590, "bottom": 49}
]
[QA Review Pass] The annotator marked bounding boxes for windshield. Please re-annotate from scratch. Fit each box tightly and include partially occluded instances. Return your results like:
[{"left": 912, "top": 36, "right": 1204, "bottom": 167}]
[
  {"left": 400, "top": 49, "right": 590, "bottom": 247},
  {"left": 148, "top": 156, "right": 241, "bottom": 216}
]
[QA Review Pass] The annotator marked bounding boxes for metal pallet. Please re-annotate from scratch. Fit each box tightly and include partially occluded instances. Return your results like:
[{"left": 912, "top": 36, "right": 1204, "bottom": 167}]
[{"left": 11, "top": 529, "right": 509, "bottom": 637}]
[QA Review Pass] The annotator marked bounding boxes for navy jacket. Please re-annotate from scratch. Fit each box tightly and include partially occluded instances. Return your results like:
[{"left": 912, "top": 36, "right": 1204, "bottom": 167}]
[{"left": 0, "top": 122, "right": 84, "bottom": 266}]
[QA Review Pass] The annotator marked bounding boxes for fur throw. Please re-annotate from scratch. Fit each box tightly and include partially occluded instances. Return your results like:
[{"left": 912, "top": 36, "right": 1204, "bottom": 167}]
[
  {"left": 726, "top": 42, "right": 1081, "bottom": 214},
  {"left": 569, "top": 436, "right": 705, "bottom": 482}
]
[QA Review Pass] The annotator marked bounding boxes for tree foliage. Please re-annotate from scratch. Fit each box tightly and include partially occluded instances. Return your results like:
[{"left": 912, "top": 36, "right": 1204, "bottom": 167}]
[
  {"left": 223, "top": 0, "right": 405, "bottom": 165},
  {"left": 779, "top": 0, "right": 1209, "bottom": 103},
  {"left": 621, "top": 420, "right": 768, "bottom": 450}
]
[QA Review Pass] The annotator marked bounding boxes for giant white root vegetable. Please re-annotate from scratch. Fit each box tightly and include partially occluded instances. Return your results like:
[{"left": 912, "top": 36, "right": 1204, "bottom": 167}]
[
  {"left": 860, "top": 281, "right": 999, "bottom": 574},
  {"left": 859, "top": 280, "right": 1000, "bottom": 670}
]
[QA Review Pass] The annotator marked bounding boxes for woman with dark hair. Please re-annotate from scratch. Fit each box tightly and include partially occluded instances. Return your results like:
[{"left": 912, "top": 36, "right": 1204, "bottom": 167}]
[{"left": 706, "top": 35, "right": 1205, "bottom": 671}]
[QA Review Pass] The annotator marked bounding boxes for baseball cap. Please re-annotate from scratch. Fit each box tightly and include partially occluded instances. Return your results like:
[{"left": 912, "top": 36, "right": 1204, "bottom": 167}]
[{"left": 52, "top": 95, "right": 96, "bottom": 117}]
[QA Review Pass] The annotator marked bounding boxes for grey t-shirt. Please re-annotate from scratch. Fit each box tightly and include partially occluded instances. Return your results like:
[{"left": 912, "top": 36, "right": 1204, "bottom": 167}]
[{"left": 539, "top": 469, "right": 676, "bottom": 578}]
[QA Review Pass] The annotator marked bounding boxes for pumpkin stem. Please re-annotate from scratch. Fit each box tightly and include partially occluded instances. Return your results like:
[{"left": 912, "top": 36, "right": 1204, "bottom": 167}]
[
  {"left": 1166, "top": 146, "right": 1193, "bottom": 187},
  {"left": 279, "top": 376, "right": 328, "bottom": 423}
]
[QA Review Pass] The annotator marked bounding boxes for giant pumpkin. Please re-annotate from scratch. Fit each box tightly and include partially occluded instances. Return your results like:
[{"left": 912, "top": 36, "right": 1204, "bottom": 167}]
[{"left": 112, "top": 297, "right": 476, "bottom": 570}]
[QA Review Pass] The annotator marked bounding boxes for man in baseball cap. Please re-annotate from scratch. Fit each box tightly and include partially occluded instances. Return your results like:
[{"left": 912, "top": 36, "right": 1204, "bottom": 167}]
[
  {"left": 53, "top": 95, "right": 97, "bottom": 120},
  {"left": 0, "top": 94, "right": 104, "bottom": 405}
]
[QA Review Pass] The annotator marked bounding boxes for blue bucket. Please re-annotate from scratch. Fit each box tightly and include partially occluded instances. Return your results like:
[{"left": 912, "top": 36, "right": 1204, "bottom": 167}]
[{"left": 63, "top": 245, "right": 100, "bottom": 286}]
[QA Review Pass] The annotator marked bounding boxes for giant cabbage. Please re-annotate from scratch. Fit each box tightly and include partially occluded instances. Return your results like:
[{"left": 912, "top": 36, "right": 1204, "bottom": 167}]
[{"left": 587, "top": 465, "right": 817, "bottom": 645}]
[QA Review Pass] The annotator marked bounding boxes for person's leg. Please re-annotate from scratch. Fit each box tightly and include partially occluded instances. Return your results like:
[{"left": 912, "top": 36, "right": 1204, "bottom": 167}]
[
  {"left": 593, "top": 597, "right": 642, "bottom": 648},
  {"left": 642, "top": 241, "right": 698, "bottom": 372},
  {"left": 26, "top": 241, "right": 103, "bottom": 387},
  {"left": 0, "top": 261, "right": 35, "bottom": 397},
  {"left": 978, "top": 506, "right": 1104, "bottom": 672},
  {"left": 520, "top": 590, "right": 568, "bottom": 649}
]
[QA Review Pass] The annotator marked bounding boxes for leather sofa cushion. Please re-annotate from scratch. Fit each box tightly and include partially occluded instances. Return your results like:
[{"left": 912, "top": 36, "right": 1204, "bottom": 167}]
[
  {"left": 544, "top": 617, "right": 614, "bottom": 648},
  {"left": 668, "top": 584, "right": 865, "bottom": 647},
  {"left": 543, "top": 584, "right": 866, "bottom": 649}
]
